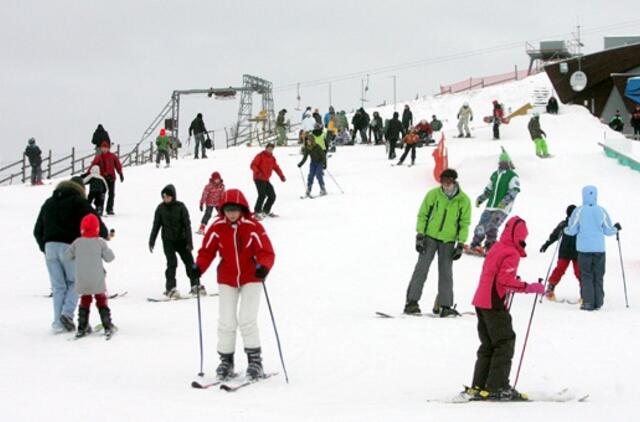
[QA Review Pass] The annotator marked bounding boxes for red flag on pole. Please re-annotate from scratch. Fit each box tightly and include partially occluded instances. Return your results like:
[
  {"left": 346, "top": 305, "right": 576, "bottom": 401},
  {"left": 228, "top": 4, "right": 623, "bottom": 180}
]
[{"left": 432, "top": 133, "right": 448, "bottom": 183}]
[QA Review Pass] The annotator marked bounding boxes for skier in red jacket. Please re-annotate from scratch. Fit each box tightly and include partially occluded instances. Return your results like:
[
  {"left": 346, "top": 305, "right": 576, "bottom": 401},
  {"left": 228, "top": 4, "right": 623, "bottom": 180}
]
[
  {"left": 194, "top": 189, "right": 275, "bottom": 381},
  {"left": 197, "top": 171, "right": 225, "bottom": 234},
  {"left": 90, "top": 142, "right": 123, "bottom": 215},
  {"left": 463, "top": 216, "right": 544, "bottom": 401},
  {"left": 250, "top": 143, "right": 286, "bottom": 218}
]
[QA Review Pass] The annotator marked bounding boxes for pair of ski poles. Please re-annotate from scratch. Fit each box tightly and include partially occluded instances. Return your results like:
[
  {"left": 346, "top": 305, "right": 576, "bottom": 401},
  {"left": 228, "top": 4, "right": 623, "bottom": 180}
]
[
  {"left": 194, "top": 277, "right": 290, "bottom": 383},
  {"left": 298, "top": 166, "right": 344, "bottom": 195}
]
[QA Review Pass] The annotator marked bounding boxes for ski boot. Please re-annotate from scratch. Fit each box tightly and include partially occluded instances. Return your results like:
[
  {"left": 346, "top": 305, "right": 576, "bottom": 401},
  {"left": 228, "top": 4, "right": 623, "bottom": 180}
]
[
  {"left": 265, "top": 212, "right": 278, "bottom": 218},
  {"left": 98, "top": 306, "right": 114, "bottom": 337},
  {"left": 544, "top": 284, "right": 557, "bottom": 301},
  {"left": 196, "top": 224, "right": 205, "bottom": 235},
  {"left": 432, "top": 299, "right": 441, "bottom": 315},
  {"left": 319, "top": 187, "right": 327, "bottom": 196},
  {"left": 163, "top": 288, "right": 180, "bottom": 299},
  {"left": 156, "top": 163, "right": 160, "bottom": 168},
  {"left": 245, "top": 348, "right": 264, "bottom": 381},
  {"left": 460, "top": 385, "right": 483, "bottom": 401},
  {"left": 403, "top": 301, "right": 421, "bottom": 315},
  {"left": 456, "top": 133, "right": 464, "bottom": 138},
  {"left": 484, "top": 386, "right": 528, "bottom": 401},
  {"left": 75, "top": 307, "right": 92, "bottom": 338},
  {"left": 189, "top": 285, "right": 207, "bottom": 297},
  {"left": 216, "top": 352, "right": 235, "bottom": 380},
  {"left": 439, "top": 305, "right": 462, "bottom": 318},
  {"left": 60, "top": 314, "right": 76, "bottom": 332}
]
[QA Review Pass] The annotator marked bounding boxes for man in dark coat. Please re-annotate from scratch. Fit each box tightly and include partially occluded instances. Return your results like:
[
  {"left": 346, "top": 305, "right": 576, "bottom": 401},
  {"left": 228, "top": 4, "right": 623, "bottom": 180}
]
[
  {"left": 149, "top": 184, "right": 202, "bottom": 298},
  {"left": 91, "top": 124, "right": 111, "bottom": 148},
  {"left": 385, "top": 112, "right": 405, "bottom": 160},
  {"left": 25, "top": 137, "right": 43, "bottom": 185},
  {"left": 402, "top": 105, "right": 413, "bottom": 133},
  {"left": 189, "top": 113, "right": 209, "bottom": 159},
  {"left": 33, "top": 178, "right": 108, "bottom": 333}
]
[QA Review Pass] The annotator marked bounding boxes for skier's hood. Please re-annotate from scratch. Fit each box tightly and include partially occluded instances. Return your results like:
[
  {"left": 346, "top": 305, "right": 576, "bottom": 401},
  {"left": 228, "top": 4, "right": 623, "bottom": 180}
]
[
  {"left": 218, "top": 189, "right": 251, "bottom": 216},
  {"left": 499, "top": 216, "right": 528, "bottom": 257},
  {"left": 161, "top": 184, "right": 177, "bottom": 200},
  {"left": 54, "top": 180, "right": 86, "bottom": 199},
  {"left": 582, "top": 185, "right": 598, "bottom": 206}
]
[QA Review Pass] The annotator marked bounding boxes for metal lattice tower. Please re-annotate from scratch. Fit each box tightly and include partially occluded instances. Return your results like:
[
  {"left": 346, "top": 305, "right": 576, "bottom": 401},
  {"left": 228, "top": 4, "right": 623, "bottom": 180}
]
[{"left": 234, "top": 75, "right": 275, "bottom": 145}]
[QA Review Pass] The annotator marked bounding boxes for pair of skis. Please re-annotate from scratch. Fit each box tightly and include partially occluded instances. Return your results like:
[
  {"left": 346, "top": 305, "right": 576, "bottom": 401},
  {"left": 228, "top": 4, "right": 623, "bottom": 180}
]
[
  {"left": 375, "top": 311, "right": 476, "bottom": 319},
  {"left": 428, "top": 387, "right": 589, "bottom": 403},
  {"left": 70, "top": 324, "right": 117, "bottom": 341},
  {"left": 191, "top": 372, "right": 278, "bottom": 392},
  {"left": 147, "top": 293, "right": 219, "bottom": 303}
]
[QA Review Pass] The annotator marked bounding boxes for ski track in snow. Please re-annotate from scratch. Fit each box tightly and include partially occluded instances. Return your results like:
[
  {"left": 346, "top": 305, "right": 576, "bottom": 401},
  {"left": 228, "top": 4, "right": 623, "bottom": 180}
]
[{"left": 1, "top": 73, "right": 638, "bottom": 421}]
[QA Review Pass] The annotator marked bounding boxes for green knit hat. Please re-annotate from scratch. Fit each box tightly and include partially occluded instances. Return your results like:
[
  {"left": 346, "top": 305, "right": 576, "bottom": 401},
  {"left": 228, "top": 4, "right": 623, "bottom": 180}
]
[{"left": 499, "top": 147, "right": 515, "bottom": 169}]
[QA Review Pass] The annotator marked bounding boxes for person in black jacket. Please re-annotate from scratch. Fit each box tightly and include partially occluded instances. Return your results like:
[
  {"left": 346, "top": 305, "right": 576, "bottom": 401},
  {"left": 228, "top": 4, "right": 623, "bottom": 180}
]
[
  {"left": 402, "top": 105, "right": 413, "bottom": 133},
  {"left": 546, "top": 97, "right": 559, "bottom": 115},
  {"left": 149, "top": 184, "right": 203, "bottom": 298},
  {"left": 33, "top": 178, "right": 109, "bottom": 333},
  {"left": 25, "top": 137, "right": 43, "bottom": 185},
  {"left": 91, "top": 124, "right": 111, "bottom": 149},
  {"left": 385, "top": 112, "right": 405, "bottom": 160},
  {"left": 369, "top": 111, "right": 384, "bottom": 144},
  {"left": 540, "top": 205, "right": 581, "bottom": 301},
  {"left": 188, "top": 113, "right": 209, "bottom": 159}
]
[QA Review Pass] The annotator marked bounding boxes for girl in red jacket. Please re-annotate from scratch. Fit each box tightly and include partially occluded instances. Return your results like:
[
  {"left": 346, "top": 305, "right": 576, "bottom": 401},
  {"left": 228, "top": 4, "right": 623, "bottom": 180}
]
[
  {"left": 194, "top": 189, "right": 275, "bottom": 381},
  {"left": 465, "top": 216, "right": 544, "bottom": 401},
  {"left": 197, "top": 171, "right": 225, "bottom": 234}
]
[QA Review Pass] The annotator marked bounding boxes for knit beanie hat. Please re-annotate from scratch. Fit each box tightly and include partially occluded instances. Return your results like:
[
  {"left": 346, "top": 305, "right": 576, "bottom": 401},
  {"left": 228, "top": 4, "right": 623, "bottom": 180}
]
[{"left": 80, "top": 214, "right": 100, "bottom": 238}]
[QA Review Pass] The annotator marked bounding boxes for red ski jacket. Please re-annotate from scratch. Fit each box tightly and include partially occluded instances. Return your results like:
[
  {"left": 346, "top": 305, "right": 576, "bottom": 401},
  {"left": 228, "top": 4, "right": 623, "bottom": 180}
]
[
  {"left": 250, "top": 151, "right": 285, "bottom": 182},
  {"left": 415, "top": 122, "right": 433, "bottom": 136},
  {"left": 195, "top": 189, "right": 275, "bottom": 287},
  {"left": 90, "top": 152, "right": 123, "bottom": 180},
  {"left": 472, "top": 216, "right": 530, "bottom": 310},
  {"left": 200, "top": 181, "right": 225, "bottom": 208}
]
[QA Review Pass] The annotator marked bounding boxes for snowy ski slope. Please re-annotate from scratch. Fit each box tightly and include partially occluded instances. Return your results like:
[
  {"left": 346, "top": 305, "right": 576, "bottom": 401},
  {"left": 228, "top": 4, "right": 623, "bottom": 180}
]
[{"left": 2, "top": 73, "right": 638, "bottom": 421}]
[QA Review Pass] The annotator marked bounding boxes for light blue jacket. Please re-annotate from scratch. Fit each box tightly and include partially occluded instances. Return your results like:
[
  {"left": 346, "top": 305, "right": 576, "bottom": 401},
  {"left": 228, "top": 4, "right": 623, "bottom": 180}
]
[{"left": 564, "top": 185, "right": 617, "bottom": 253}]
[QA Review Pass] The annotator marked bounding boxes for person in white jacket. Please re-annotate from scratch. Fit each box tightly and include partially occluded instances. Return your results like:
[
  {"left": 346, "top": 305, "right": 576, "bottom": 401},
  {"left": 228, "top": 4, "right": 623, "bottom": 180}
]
[{"left": 457, "top": 102, "right": 473, "bottom": 138}]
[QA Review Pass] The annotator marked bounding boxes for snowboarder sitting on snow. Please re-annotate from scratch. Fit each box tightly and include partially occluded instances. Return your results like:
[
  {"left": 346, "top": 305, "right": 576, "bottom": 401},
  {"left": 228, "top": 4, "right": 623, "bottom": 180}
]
[
  {"left": 197, "top": 171, "right": 225, "bottom": 235},
  {"left": 83, "top": 165, "right": 108, "bottom": 216},
  {"left": 155, "top": 128, "right": 171, "bottom": 168},
  {"left": 527, "top": 112, "right": 550, "bottom": 158},
  {"left": 298, "top": 134, "right": 327, "bottom": 197},
  {"left": 456, "top": 102, "right": 473, "bottom": 138},
  {"left": 463, "top": 216, "right": 545, "bottom": 401},
  {"left": 540, "top": 205, "right": 580, "bottom": 302},
  {"left": 149, "top": 184, "right": 204, "bottom": 299},
  {"left": 397, "top": 129, "right": 420, "bottom": 166},
  {"left": 564, "top": 185, "right": 620, "bottom": 311},
  {"left": 404, "top": 168, "right": 471, "bottom": 317},
  {"left": 65, "top": 214, "right": 115, "bottom": 338},
  {"left": 415, "top": 119, "right": 434, "bottom": 145},
  {"left": 194, "top": 189, "right": 275, "bottom": 381},
  {"left": 468, "top": 149, "right": 520, "bottom": 255},
  {"left": 546, "top": 97, "right": 559, "bottom": 114},
  {"left": 25, "top": 137, "right": 43, "bottom": 186}
]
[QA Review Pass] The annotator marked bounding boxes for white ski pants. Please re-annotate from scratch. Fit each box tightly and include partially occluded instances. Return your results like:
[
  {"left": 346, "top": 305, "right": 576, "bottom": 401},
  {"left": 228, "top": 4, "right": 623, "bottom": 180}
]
[{"left": 217, "top": 282, "right": 262, "bottom": 354}]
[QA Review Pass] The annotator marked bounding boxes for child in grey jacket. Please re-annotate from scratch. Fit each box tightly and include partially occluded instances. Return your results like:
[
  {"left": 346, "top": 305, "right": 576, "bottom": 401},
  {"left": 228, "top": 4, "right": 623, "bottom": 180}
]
[{"left": 65, "top": 213, "right": 115, "bottom": 337}]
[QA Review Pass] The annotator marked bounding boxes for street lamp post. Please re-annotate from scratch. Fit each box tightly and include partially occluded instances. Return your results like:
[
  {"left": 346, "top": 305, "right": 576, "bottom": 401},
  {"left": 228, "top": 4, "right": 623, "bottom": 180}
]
[{"left": 390, "top": 75, "right": 397, "bottom": 111}]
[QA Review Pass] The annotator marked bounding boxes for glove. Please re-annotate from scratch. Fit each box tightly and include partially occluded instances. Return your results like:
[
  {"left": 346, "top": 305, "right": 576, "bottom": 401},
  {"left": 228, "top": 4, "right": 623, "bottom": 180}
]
[
  {"left": 524, "top": 282, "right": 545, "bottom": 295},
  {"left": 191, "top": 263, "right": 201, "bottom": 279},
  {"left": 415, "top": 234, "right": 426, "bottom": 254},
  {"left": 199, "top": 203, "right": 203, "bottom": 212},
  {"left": 255, "top": 265, "right": 269, "bottom": 279},
  {"left": 470, "top": 117, "right": 473, "bottom": 121},
  {"left": 323, "top": 163, "right": 327, "bottom": 170},
  {"left": 297, "top": 162, "right": 303, "bottom": 168},
  {"left": 120, "top": 174, "right": 124, "bottom": 183},
  {"left": 614, "top": 222, "right": 622, "bottom": 231},
  {"left": 451, "top": 243, "right": 464, "bottom": 261},
  {"left": 475, "top": 198, "right": 483, "bottom": 208},
  {"left": 496, "top": 201, "right": 506, "bottom": 210},
  {"left": 149, "top": 243, "right": 154, "bottom": 253},
  {"left": 281, "top": 176, "right": 286, "bottom": 182},
  {"left": 540, "top": 242, "right": 550, "bottom": 253}
]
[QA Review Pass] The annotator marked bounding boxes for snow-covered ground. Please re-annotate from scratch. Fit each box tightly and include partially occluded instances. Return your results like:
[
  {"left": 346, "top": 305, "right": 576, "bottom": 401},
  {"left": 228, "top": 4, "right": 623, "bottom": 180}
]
[{"left": 2, "top": 73, "right": 639, "bottom": 421}]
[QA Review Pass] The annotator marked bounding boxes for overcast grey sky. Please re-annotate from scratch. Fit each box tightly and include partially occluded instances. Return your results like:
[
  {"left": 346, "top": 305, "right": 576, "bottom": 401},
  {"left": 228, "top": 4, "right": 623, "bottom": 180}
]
[{"left": 1, "top": 0, "right": 638, "bottom": 162}]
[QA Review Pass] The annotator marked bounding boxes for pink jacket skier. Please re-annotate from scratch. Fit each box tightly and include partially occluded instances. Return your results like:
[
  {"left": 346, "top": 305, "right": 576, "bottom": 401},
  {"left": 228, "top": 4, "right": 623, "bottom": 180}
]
[{"left": 197, "top": 171, "right": 225, "bottom": 234}]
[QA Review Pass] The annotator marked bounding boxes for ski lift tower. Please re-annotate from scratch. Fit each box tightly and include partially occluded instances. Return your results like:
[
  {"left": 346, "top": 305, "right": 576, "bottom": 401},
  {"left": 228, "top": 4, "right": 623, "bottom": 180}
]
[
  {"left": 135, "top": 74, "right": 275, "bottom": 150},
  {"left": 526, "top": 41, "right": 575, "bottom": 75}
]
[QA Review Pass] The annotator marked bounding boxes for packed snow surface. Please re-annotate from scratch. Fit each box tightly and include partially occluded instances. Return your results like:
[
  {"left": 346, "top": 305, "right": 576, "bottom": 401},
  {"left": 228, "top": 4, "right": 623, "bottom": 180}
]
[{"left": 2, "top": 73, "right": 639, "bottom": 421}]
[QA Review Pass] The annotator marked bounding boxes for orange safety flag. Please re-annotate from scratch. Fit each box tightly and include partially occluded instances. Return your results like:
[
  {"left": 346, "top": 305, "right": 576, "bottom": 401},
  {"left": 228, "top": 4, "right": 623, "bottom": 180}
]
[{"left": 432, "top": 133, "right": 448, "bottom": 183}]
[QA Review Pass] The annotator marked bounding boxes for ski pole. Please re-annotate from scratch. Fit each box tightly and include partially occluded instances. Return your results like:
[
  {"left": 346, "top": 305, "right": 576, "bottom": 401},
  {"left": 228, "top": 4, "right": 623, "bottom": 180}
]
[
  {"left": 514, "top": 278, "right": 543, "bottom": 389},
  {"left": 298, "top": 167, "right": 306, "bottom": 191},
  {"left": 261, "top": 278, "right": 290, "bottom": 383},
  {"left": 616, "top": 232, "right": 629, "bottom": 308},
  {"left": 539, "top": 236, "right": 561, "bottom": 304},
  {"left": 325, "top": 169, "right": 344, "bottom": 194},
  {"left": 195, "top": 279, "right": 205, "bottom": 377}
]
